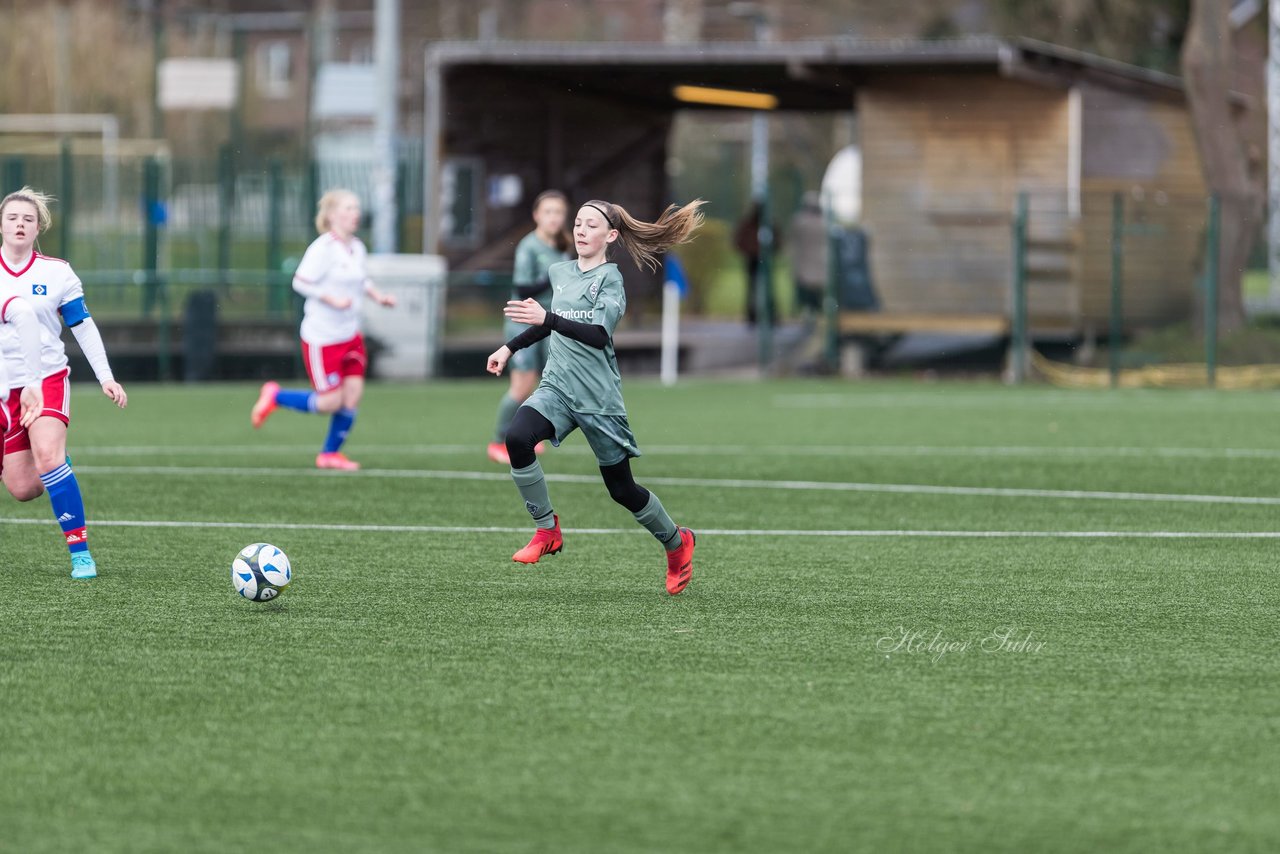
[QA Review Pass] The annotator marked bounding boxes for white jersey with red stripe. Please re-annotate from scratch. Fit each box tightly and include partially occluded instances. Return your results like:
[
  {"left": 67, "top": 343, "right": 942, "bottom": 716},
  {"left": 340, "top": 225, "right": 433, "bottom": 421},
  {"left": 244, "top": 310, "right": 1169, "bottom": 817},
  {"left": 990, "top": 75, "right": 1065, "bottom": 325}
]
[
  {"left": 293, "top": 232, "right": 368, "bottom": 346},
  {"left": 0, "top": 252, "right": 81, "bottom": 386},
  {"left": 0, "top": 295, "right": 19, "bottom": 394}
]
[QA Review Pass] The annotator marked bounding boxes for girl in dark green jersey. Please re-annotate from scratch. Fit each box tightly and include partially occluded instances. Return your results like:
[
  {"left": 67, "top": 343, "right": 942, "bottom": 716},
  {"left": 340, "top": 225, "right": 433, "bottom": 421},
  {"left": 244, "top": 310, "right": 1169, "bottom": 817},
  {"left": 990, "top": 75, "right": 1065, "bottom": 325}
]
[
  {"left": 487, "top": 198, "right": 705, "bottom": 595},
  {"left": 487, "top": 190, "right": 571, "bottom": 464}
]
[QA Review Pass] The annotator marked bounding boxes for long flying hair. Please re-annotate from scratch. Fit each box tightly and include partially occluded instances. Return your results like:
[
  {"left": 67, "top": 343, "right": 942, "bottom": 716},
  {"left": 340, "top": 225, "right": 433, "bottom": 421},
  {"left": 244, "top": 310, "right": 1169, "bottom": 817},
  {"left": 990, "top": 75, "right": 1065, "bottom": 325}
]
[{"left": 584, "top": 198, "right": 706, "bottom": 272}]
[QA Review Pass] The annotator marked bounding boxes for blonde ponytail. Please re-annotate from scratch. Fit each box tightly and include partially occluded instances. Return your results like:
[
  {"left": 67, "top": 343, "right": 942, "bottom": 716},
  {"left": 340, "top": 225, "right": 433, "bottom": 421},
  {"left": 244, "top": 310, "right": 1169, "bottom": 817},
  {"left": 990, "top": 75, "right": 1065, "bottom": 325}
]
[{"left": 587, "top": 198, "right": 706, "bottom": 272}]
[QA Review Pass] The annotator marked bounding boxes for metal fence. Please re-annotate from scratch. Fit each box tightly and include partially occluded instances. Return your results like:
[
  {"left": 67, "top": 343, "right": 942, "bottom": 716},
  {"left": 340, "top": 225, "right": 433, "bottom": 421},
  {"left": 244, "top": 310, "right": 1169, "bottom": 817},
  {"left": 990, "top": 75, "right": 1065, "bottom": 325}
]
[
  {"left": 2, "top": 142, "right": 1247, "bottom": 383},
  {"left": 1, "top": 144, "right": 425, "bottom": 323},
  {"left": 1010, "top": 188, "right": 1227, "bottom": 386}
]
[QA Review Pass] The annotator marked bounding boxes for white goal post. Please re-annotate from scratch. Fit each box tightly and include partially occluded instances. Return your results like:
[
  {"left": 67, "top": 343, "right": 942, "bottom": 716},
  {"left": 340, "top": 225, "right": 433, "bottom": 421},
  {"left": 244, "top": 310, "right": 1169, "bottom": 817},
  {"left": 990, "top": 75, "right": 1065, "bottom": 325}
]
[{"left": 0, "top": 113, "right": 121, "bottom": 227}]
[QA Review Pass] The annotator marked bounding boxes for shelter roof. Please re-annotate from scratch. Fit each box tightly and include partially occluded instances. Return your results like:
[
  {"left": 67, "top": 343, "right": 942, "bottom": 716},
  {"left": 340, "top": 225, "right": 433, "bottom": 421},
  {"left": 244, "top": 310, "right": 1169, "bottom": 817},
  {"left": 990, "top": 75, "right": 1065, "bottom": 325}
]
[{"left": 426, "top": 37, "right": 1200, "bottom": 111}]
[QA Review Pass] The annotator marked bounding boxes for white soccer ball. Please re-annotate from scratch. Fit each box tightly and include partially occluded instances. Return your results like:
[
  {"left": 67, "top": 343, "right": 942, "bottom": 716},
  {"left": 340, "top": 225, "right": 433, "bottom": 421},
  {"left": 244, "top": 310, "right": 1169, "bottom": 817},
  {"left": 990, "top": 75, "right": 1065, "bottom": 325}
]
[{"left": 232, "top": 543, "right": 292, "bottom": 602}]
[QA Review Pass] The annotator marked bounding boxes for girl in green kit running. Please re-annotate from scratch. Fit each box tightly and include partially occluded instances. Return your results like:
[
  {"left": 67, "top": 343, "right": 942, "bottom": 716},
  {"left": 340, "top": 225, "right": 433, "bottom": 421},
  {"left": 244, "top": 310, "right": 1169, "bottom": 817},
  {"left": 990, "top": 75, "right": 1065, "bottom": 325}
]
[
  {"left": 486, "top": 198, "right": 705, "bottom": 595},
  {"left": 486, "top": 190, "right": 571, "bottom": 464}
]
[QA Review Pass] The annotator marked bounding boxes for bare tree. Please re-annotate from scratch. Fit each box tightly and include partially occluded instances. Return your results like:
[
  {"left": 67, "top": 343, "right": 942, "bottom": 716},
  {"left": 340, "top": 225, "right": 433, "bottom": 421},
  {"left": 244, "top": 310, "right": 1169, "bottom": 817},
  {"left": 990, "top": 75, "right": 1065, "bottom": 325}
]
[
  {"left": 1181, "top": 0, "right": 1264, "bottom": 334},
  {"left": 990, "top": 0, "right": 1187, "bottom": 71}
]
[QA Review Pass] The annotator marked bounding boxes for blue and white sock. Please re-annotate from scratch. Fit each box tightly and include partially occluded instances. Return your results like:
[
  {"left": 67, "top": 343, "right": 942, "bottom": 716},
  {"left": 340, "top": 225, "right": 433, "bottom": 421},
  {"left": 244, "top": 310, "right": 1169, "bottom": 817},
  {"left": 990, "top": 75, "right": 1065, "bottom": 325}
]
[
  {"left": 275, "top": 389, "right": 316, "bottom": 413},
  {"left": 322, "top": 408, "right": 357, "bottom": 454},
  {"left": 40, "top": 463, "right": 89, "bottom": 554}
]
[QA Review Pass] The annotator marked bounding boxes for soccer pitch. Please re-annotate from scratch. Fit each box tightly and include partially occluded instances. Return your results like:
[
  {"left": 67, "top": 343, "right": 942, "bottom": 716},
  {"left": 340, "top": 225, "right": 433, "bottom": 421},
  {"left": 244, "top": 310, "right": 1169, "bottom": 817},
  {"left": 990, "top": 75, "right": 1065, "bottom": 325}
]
[{"left": 2, "top": 378, "right": 1277, "bottom": 853}]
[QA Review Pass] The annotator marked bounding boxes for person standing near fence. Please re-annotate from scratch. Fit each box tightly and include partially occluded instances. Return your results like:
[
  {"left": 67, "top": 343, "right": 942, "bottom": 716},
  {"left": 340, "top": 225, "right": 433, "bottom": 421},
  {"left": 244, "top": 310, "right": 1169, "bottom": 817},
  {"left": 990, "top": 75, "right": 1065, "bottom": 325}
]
[
  {"left": 0, "top": 187, "right": 128, "bottom": 580},
  {"left": 788, "top": 191, "right": 828, "bottom": 319},
  {"left": 734, "top": 202, "right": 779, "bottom": 326},
  {"left": 486, "top": 198, "right": 704, "bottom": 595},
  {"left": 251, "top": 189, "right": 396, "bottom": 470},
  {"left": 487, "top": 190, "right": 571, "bottom": 464}
]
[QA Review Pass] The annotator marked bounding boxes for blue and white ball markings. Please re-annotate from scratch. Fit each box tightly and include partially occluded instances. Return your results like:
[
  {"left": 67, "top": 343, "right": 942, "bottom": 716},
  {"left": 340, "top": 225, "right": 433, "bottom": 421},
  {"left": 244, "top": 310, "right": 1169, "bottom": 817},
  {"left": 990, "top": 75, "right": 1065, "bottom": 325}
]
[{"left": 232, "top": 543, "right": 292, "bottom": 602}]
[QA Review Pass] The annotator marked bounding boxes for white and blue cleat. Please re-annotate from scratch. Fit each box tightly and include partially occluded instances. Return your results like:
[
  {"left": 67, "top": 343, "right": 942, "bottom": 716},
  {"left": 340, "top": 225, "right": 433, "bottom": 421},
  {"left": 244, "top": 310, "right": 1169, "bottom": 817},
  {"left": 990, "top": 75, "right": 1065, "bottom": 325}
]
[{"left": 70, "top": 552, "right": 97, "bottom": 580}]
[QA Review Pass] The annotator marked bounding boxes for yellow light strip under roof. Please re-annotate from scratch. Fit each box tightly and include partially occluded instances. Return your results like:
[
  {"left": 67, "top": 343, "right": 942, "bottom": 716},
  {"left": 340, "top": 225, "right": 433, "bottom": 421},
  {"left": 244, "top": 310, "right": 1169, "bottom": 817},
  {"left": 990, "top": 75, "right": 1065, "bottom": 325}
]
[{"left": 672, "top": 84, "right": 778, "bottom": 110}]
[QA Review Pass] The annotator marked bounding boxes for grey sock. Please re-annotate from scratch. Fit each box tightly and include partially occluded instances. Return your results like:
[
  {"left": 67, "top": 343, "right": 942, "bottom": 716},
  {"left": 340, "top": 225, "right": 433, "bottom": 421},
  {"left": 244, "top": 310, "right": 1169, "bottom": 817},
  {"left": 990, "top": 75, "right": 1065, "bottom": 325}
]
[
  {"left": 511, "top": 461, "right": 556, "bottom": 528},
  {"left": 633, "top": 492, "right": 681, "bottom": 551}
]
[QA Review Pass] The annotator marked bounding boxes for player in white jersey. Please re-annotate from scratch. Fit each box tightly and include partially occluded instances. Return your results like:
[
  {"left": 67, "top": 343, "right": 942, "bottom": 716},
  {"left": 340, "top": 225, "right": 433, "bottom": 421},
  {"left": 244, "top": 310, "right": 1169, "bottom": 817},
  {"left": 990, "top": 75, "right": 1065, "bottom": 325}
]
[
  {"left": 0, "top": 295, "right": 48, "bottom": 482},
  {"left": 250, "top": 189, "right": 396, "bottom": 470},
  {"left": 0, "top": 187, "right": 127, "bottom": 579}
]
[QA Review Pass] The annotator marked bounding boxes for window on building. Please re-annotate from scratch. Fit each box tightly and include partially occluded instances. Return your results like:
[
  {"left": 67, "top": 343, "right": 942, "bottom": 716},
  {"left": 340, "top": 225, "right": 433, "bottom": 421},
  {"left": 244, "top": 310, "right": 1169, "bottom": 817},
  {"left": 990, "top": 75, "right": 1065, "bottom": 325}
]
[{"left": 255, "top": 40, "right": 294, "bottom": 98}]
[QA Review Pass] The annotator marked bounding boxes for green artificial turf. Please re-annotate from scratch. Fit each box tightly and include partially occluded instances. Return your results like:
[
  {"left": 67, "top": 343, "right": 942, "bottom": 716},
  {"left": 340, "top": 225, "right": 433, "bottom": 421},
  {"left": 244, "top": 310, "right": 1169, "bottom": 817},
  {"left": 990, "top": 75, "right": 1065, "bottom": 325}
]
[{"left": 1, "top": 379, "right": 1278, "bottom": 853}]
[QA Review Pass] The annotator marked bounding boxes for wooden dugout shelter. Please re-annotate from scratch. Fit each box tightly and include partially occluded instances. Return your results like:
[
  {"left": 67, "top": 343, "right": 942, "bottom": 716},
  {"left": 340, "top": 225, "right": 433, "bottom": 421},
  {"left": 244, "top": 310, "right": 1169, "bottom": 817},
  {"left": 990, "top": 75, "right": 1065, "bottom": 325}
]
[{"left": 423, "top": 37, "right": 1210, "bottom": 335}]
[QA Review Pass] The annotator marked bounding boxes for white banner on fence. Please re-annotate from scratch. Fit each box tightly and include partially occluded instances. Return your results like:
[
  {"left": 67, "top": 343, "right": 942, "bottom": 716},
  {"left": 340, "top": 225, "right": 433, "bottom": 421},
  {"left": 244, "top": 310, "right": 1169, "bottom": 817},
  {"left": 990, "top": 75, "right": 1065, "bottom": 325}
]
[
  {"left": 362, "top": 254, "right": 447, "bottom": 380},
  {"left": 158, "top": 59, "right": 238, "bottom": 110}
]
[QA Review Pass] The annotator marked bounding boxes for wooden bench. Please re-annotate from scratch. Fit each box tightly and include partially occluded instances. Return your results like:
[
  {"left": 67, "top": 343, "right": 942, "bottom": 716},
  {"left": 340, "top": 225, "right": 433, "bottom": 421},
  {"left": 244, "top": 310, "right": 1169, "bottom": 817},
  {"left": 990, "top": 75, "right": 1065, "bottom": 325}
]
[
  {"left": 838, "top": 312, "right": 1010, "bottom": 336},
  {"left": 837, "top": 311, "right": 1011, "bottom": 376},
  {"left": 69, "top": 319, "right": 302, "bottom": 380}
]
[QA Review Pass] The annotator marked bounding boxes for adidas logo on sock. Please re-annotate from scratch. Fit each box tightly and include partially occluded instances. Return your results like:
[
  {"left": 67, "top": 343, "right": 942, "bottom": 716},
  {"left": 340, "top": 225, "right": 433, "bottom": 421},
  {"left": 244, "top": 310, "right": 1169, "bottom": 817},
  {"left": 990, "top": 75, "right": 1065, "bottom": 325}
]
[{"left": 57, "top": 513, "right": 75, "bottom": 523}]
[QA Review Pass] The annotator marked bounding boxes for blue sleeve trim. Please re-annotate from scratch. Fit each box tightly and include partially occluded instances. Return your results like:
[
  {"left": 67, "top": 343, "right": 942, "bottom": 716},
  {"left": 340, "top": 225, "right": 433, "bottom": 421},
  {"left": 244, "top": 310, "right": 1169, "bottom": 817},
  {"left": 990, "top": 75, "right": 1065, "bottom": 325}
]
[{"left": 59, "top": 297, "right": 91, "bottom": 326}]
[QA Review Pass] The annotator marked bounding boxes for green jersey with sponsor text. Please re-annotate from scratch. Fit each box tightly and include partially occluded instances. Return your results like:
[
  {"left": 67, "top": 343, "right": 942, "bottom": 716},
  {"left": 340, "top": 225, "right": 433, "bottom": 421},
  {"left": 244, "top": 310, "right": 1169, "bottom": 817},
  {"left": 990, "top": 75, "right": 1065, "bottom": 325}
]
[
  {"left": 512, "top": 231, "right": 568, "bottom": 310},
  {"left": 540, "top": 259, "right": 627, "bottom": 415}
]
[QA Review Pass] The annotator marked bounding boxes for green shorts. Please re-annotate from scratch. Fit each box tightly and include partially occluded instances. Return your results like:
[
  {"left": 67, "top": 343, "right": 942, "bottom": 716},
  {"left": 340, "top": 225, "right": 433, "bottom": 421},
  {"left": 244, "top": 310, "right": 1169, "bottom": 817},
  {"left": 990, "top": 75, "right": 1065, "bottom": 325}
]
[
  {"left": 524, "top": 385, "right": 641, "bottom": 467},
  {"left": 505, "top": 318, "right": 549, "bottom": 373}
]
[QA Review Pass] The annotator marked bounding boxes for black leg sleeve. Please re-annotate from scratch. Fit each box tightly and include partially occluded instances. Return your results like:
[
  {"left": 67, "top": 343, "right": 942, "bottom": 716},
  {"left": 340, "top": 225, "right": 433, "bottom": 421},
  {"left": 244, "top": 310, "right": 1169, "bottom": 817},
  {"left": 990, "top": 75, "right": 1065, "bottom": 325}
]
[
  {"left": 506, "top": 405, "right": 557, "bottom": 469},
  {"left": 599, "top": 458, "right": 650, "bottom": 513}
]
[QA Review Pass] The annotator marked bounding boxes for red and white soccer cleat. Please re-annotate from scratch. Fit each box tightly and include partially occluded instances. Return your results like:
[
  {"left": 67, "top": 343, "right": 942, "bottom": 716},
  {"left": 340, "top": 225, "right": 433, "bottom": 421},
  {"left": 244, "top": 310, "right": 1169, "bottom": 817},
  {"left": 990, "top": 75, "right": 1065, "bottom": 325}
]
[
  {"left": 512, "top": 516, "right": 563, "bottom": 564},
  {"left": 251, "top": 381, "right": 280, "bottom": 429},
  {"left": 316, "top": 451, "right": 360, "bottom": 471},
  {"left": 665, "top": 528, "right": 696, "bottom": 595},
  {"left": 487, "top": 442, "right": 511, "bottom": 465}
]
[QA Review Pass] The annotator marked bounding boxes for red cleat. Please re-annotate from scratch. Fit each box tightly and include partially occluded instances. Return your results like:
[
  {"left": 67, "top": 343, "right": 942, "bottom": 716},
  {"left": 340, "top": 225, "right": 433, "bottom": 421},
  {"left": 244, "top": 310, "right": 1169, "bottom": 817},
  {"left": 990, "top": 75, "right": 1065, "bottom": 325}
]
[
  {"left": 251, "top": 381, "right": 280, "bottom": 429},
  {"left": 513, "top": 516, "right": 563, "bottom": 564},
  {"left": 316, "top": 451, "right": 360, "bottom": 470},
  {"left": 487, "top": 442, "right": 511, "bottom": 465},
  {"left": 665, "top": 528, "right": 696, "bottom": 595}
]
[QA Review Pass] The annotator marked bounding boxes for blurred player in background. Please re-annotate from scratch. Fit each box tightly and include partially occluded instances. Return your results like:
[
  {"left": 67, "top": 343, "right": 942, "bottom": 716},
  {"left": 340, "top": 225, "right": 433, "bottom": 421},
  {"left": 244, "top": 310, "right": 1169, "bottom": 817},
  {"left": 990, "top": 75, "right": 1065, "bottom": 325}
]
[
  {"left": 487, "top": 198, "right": 704, "bottom": 595},
  {"left": 0, "top": 187, "right": 127, "bottom": 580},
  {"left": 487, "top": 190, "right": 571, "bottom": 464},
  {"left": 251, "top": 189, "right": 396, "bottom": 470}
]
